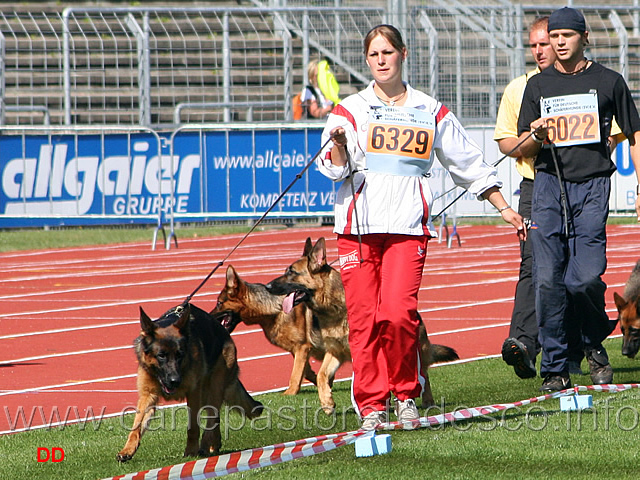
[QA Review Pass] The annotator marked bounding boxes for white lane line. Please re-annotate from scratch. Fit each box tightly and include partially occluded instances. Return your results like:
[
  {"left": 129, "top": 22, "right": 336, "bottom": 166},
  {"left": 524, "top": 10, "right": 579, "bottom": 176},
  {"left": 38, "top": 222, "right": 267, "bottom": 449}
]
[
  {"left": 423, "top": 297, "right": 514, "bottom": 312},
  {"left": 0, "top": 346, "right": 133, "bottom": 365},
  {"left": 0, "top": 374, "right": 138, "bottom": 397},
  {"left": 427, "top": 322, "right": 510, "bottom": 336},
  {"left": 0, "top": 294, "right": 218, "bottom": 319},
  {"left": 0, "top": 351, "right": 291, "bottom": 397},
  {"left": 0, "top": 321, "right": 139, "bottom": 340}
]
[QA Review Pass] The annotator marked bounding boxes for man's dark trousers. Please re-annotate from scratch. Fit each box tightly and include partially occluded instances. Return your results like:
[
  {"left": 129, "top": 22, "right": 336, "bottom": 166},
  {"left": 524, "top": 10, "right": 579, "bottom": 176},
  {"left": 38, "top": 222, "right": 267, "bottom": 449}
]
[
  {"left": 530, "top": 170, "right": 612, "bottom": 377},
  {"left": 509, "top": 178, "right": 538, "bottom": 362}
]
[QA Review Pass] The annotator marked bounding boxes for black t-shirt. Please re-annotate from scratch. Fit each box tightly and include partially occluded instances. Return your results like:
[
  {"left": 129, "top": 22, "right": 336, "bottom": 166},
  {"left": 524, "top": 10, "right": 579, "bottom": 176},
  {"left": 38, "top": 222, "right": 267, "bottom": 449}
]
[{"left": 518, "top": 62, "right": 640, "bottom": 182}]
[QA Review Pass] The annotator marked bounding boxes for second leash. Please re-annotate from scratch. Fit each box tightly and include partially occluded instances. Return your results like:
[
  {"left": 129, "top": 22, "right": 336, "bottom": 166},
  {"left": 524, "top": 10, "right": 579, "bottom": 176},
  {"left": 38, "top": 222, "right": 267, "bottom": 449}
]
[{"left": 183, "top": 135, "right": 335, "bottom": 305}]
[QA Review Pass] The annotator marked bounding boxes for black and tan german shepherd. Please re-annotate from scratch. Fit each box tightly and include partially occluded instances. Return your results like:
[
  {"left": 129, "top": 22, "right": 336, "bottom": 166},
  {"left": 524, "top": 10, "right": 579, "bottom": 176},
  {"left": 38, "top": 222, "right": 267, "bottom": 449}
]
[
  {"left": 116, "top": 303, "right": 263, "bottom": 463},
  {"left": 212, "top": 265, "right": 342, "bottom": 414},
  {"left": 613, "top": 260, "right": 640, "bottom": 358},
  {"left": 266, "top": 236, "right": 459, "bottom": 408}
]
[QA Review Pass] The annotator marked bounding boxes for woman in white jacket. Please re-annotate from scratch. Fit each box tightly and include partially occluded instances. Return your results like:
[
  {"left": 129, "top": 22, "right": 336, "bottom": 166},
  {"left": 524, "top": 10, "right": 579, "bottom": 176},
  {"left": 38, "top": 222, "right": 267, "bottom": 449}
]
[{"left": 318, "top": 24, "right": 525, "bottom": 430}]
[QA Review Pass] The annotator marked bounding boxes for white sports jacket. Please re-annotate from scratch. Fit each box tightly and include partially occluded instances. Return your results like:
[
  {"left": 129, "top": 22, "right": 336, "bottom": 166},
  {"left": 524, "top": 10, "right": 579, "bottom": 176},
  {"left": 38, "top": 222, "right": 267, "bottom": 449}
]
[{"left": 318, "top": 81, "right": 501, "bottom": 237}]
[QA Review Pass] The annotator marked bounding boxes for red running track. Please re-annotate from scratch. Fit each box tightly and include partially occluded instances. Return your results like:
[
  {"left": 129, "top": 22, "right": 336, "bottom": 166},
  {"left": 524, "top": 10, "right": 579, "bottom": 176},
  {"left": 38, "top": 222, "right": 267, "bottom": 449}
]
[{"left": 1, "top": 224, "right": 638, "bottom": 434}]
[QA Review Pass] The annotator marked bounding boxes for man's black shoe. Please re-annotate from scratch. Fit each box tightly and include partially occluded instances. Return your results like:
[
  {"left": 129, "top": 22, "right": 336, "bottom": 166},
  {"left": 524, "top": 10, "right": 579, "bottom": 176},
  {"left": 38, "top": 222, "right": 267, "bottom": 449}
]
[
  {"left": 585, "top": 346, "right": 613, "bottom": 385},
  {"left": 501, "top": 337, "right": 536, "bottom": 379},
  {"left": 540, "top": 373, "right": 570, "bottom": 392}
]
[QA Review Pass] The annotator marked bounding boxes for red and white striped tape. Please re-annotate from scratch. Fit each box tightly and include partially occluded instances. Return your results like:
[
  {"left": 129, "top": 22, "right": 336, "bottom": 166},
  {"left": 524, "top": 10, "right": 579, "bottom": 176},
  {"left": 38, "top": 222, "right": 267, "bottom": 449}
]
[
  {"left": 380, "top": 383, "right": 640, "bottom": 432},
  {"left": 106, "top": 431, "right": 369, "bottom": 480},
  {"left": 104, "top": 383, "right": 640, "bottom": 479}
]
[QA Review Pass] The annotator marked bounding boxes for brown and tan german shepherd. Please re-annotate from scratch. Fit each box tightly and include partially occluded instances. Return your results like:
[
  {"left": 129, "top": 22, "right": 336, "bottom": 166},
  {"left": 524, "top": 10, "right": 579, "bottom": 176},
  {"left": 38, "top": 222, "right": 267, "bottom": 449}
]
[
  {"left": 116, "top": 303, "right": 263, "bottom": 463},
  {"left": 613, "top": 260, "right": 640, "bottom": 358},
  {"left": 266, "top": 237, "right": 459, "bottom": 408},
  {"left": 212, "top": 265, "right": 341, "bottom": 414}
]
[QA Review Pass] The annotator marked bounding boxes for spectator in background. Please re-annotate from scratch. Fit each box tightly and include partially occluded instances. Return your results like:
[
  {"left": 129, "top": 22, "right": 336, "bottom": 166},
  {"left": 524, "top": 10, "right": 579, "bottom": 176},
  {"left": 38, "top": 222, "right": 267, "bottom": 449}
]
[{"left": 300, "top": 59, "right": 340, "bottom": 118}]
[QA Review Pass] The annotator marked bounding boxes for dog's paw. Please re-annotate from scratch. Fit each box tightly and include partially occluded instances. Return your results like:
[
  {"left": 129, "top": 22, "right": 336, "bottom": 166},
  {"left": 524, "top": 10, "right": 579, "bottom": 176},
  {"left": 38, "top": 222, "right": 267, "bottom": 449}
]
[
  {"left": 319, "top": 396, "right": 335, "bottom": 415},
  {"left": 247, "top": 402, "right": 264, "bottom": 419},
  {"left": 196, "top": 446, "right": 220, "bottom": 457},
  {"left": 184, "top": 446, "right": 200, "bottom": 458},
  {"left": 116, "top": 452, "right": 133, "bottom": 463},
  {"left": 321, "top": 405, "right": 335, "bottom": 415},
  {"left": 194, "top": 441, "right": 220, "bottom": 458}
]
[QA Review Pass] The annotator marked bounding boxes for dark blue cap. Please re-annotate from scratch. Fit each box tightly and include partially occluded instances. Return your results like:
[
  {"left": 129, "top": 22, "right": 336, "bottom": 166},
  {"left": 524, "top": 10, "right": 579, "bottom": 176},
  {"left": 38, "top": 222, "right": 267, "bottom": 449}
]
[{"left": 548, "top": 7, "right": 586, "bottom": 33}]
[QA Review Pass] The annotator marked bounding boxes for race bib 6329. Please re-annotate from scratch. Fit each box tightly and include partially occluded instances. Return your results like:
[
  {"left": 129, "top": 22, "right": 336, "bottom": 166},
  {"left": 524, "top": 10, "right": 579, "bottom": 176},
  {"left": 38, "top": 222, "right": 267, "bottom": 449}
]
[{"left": 366, "top": 106, "right": 435, "bottom": 161}]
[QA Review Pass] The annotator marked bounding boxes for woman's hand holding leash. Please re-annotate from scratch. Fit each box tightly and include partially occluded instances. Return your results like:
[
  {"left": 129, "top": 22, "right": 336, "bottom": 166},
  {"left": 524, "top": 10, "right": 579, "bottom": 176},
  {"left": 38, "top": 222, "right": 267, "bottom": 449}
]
[
  {"left": 331, "top": 126, "right": 347, "bottom": 146},
  {"left": 329, "top": 127, "right": 348, "bottom": 167}
]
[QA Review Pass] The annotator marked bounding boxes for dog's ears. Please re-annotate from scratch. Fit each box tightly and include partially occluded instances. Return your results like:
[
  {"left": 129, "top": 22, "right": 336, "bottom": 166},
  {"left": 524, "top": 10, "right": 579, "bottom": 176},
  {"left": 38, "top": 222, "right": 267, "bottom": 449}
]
[
  {"left": 308, "top": 237, "right": 327, "bottom": 273},
  {"left": 614, "top": 292, "right": 628, "bottom": 312},
  {"left": 139, "top": 307, "right": 157, "bottom": 336},
  {"left": 173, "top": 303, "right": 191, "bottom": 333},
  {"left": 303, "top": 237, "right": 313, "bottom": 256},
  {"left": 225, "top": 265, "right": 243, "bottom": 296}
]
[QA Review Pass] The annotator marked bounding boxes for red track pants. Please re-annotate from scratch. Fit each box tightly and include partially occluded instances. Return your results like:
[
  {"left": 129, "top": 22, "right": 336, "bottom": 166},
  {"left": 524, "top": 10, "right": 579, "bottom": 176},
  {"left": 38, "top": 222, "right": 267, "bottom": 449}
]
[{"left": 337, "top": 233, "right": 428, "bottom": 416}]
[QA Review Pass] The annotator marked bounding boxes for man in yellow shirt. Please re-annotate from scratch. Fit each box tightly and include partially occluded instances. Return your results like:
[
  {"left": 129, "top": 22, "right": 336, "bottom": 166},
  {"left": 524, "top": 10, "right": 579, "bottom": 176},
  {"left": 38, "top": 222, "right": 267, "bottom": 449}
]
[{"left": 495, "top": 16, "right": 556, "bottom": 379}]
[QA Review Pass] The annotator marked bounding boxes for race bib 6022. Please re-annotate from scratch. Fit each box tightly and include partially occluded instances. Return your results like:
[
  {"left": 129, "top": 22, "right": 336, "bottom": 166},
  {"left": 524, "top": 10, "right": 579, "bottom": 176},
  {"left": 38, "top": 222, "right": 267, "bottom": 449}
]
[{"left": 540, "top": 93, "right": 601, "bottom": 147}]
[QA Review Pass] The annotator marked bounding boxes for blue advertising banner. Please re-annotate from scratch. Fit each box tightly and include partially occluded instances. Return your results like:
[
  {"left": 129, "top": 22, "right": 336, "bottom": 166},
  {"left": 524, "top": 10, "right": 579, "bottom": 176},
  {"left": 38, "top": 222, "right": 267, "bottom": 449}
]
[
  {"left": 1, "top": 126, "right": 635, "bottom": 229},
  {"left": 0, "top": 127, "right": 337, "bottom": 228},
  {"left": 192, "top": 129, "right": 336, "bottom": 216}
]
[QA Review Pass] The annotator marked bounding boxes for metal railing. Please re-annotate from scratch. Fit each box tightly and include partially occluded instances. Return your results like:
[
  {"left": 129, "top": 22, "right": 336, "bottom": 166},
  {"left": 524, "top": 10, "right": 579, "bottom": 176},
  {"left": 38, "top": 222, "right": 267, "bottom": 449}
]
[
  {"left": 2, "top": 3, "right": 640, "bottom": 127},
  {"left": 0, "top": 5, "right": 385, "bottom": 127}
]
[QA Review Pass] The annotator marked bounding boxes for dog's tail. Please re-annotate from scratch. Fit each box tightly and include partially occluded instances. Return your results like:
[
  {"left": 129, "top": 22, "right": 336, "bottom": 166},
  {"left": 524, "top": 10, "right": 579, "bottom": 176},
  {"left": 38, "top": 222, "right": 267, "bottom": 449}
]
[{"left": 429, "top": 344, "right": 459, "bottom": 364}]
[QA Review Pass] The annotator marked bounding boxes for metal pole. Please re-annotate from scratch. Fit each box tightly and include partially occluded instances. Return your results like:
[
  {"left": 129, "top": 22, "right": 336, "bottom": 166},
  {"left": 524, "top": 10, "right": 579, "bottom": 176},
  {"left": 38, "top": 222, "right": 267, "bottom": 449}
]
[
  {"left": 420, "top": 12, "right": 438, "bottom": 100},
  {"left": 456, "top": 16, "right": 462, "bottom": 117},
  {"left": 489, "top": 11, "right": 497, "bottom": 120},
  {"left": 142, "top": 13, "right": 151, "bottom": 126},
  {"left": 223, "top": 13, "right": 231, "bottom": 123},
  {"left": 334, "top": 0, "right": 342, "bottom": 59},
  {"left": 303, "top": 12, "right": 310, "bottom": 84},
  {"left": 0, "top": 31, "right": 5, "bottom": 125},
  {"left": 63, "top": 9, "right": 71, "bottom": 125},
  {"left": 282, "top": 23, "right": 293, "bottom": 121},
  {"left": 609, "top": 11, "right": 628, "bottom": 81},
  {"left": 126, "top": 13, "right": 151, "bottom": 126},
  {"left": 515, "top": 4, "right": 525, "bottom": 79}
]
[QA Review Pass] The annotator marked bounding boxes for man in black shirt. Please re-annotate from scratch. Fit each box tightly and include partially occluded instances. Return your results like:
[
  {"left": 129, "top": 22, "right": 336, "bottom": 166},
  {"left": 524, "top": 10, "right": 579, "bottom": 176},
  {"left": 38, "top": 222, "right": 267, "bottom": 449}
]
[{"left": 516, "top": 7, "right": 640, "bottom": 391}]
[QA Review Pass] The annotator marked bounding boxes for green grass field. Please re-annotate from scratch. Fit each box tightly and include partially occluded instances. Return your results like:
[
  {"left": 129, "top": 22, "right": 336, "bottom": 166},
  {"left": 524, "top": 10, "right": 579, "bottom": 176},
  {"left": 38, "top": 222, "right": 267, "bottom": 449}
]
[
  {"left": 0, "top": 225, "right": 259, "bottom": 252},
  {"left": 2, "top": 337, "right": 640, "bottom": 480}
]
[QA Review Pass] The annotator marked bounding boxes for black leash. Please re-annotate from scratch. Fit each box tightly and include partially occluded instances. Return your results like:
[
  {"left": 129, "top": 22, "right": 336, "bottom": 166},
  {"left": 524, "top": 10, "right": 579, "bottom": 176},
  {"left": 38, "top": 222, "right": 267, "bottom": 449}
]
[
  {"left": 549, "top": 142, "right": 570, "bottom": 238},
  {"left": 184, "top": 129, "right": 539, "bottom": 302},
  {"left": 431, "top": 131, "right": 538, "bottom": 220},
  {"left": 183, "top": 135, "right": 335, "bottom": 305},
  {"left": 345, "top": 148, "right": 365, "bottom": 264}
]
